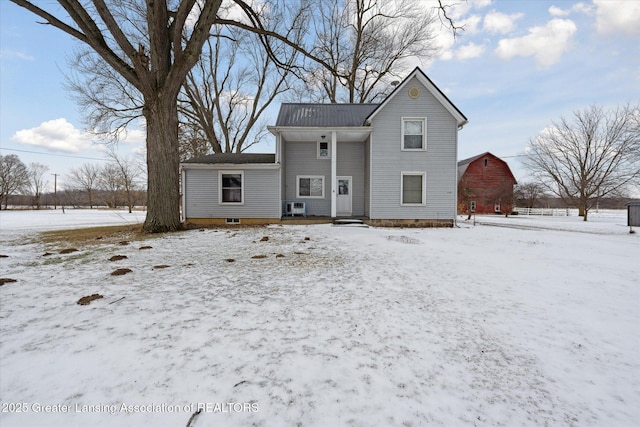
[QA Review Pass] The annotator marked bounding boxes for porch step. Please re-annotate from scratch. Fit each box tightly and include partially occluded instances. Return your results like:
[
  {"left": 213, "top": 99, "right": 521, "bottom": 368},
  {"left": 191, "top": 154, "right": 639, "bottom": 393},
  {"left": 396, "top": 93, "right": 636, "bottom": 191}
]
[{"left": 333, "top": 219, "right": 369, "bottom": 228}]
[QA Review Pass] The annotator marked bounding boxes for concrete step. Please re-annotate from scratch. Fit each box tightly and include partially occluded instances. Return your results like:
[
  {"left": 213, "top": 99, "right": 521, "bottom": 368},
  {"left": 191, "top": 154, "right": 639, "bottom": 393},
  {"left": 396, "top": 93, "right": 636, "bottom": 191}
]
[{"left": 333, "top": 218, "right": 368, "bottom": 227}]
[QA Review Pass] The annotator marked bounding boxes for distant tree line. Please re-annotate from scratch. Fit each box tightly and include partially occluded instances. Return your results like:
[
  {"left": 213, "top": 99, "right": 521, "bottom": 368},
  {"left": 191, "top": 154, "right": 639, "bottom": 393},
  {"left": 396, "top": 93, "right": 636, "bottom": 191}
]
[
  {"left": 0, "top": 153, "right": 145, "bottom": 211},
  {"left": 514, "top": 180, "right": 635, "bottom": 210}
]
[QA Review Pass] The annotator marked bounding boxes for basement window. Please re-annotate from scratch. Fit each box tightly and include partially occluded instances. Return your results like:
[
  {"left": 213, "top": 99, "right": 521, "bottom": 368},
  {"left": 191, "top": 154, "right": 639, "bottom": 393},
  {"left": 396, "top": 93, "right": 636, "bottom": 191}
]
[{"left": 225, "top": 218, "right": 241, "bottom": 224}]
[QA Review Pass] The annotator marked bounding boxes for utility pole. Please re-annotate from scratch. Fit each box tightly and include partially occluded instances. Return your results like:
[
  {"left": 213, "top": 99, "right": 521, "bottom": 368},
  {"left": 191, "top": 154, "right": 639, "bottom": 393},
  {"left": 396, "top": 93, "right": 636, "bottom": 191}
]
[{"left": 51, "top": 173, "right": 59, "bottom": 209}]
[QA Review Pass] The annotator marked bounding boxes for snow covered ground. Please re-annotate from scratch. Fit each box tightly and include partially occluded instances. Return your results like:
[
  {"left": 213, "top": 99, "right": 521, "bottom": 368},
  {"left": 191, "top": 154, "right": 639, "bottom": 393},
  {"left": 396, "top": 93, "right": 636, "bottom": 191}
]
[{"left": 1, "top": 209, "right": 638, "bottom": 426}]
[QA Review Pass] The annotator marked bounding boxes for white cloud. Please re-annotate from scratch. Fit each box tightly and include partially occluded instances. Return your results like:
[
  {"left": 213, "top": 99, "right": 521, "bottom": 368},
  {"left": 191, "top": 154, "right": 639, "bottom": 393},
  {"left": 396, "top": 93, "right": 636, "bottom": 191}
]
[
  {"left": 594, "top": 0, "right": 640, "bottom": 36},
  {"left": 495, "top": 19, "right": 577, "bottom": 67},
  {"left": 549, "top": 3, "right": 592, "bottom": 17},
  {"left": 110, "top": 126, "right": 146, "bottom": 147},
  {"left": 433, "top": 4, "right": 490, "bottom": 61},
  {"left": 549, "top": 6, "right": 569, "bottom": 17},
  {"left": 573, "top": 3, "right": 593, "bottom": 15},
  {"left": 11, "top": 118, "right": 94, "bottom": 153},
  {"left": 436, "top": 0, "right": 492, "bottom": 21},
  {"left": 460, "top": 15, "right": 482, "bottom": 34},
  {"left": 483, "top": 10, "right": 523, "bottom": 34},
  {"left": 456, "top": 42, "right": 486, "bottom": 60},
  {"left": 0, "top": 49, "right": 35, "bottom": 61}
]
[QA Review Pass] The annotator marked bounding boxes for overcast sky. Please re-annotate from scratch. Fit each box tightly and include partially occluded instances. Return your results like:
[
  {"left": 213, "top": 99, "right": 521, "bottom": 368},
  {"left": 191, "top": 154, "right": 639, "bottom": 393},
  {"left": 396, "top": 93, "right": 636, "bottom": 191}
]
[{"left": 1, "top": 0, "right": 639, "bottom": 190}]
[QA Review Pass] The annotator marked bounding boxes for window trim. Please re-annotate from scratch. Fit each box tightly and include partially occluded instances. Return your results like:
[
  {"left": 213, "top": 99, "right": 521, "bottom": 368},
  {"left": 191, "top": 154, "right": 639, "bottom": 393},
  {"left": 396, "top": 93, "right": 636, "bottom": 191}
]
[
  {"left": 400, "top": 172, "right": 426, "bottom": 206},
  {"left": 317, "top": 140, "right": 331, "bottom": 159},
  {"left": 218, "top": 170, "right": 244, "bottom": 205},
  {"left": 296, "top": 175, "right": 325, "bottom": 199},
  {"left": 401, "top": 117, "right": 427, "bottom": 151}
]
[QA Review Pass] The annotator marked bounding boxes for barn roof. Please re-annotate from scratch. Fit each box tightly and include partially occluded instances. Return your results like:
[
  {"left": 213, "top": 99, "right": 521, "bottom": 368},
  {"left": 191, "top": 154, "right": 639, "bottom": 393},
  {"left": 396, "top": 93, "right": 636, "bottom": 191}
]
[
  {"left": 275, "top": 103, "right": 379, "bottom": 127},
  {"left": 457, "top": 152, "right": 490, "bottom": 179},
  {"left": 457, "top": 152, "right": 517, "bottom": 183}
]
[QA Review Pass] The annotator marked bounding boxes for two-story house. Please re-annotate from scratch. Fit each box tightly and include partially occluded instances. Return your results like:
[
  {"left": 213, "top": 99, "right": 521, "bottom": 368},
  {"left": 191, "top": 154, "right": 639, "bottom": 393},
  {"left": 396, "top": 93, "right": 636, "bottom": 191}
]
[{"left": 181, "top": 67, "right": 468, "bottom": 227}]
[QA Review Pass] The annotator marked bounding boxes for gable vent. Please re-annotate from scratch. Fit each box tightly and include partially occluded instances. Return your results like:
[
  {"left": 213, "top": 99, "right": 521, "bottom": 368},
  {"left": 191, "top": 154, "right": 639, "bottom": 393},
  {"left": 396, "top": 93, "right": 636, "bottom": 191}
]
[{"left": 408, "top": 87, "right": 420, "bottom": 99}]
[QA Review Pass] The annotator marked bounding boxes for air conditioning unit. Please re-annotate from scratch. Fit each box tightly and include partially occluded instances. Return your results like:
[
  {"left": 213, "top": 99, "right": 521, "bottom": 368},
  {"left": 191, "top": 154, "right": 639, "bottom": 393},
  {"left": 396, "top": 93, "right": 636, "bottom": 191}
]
[{"left": 285, "top": 201, "right": 306, "bottom": 216}]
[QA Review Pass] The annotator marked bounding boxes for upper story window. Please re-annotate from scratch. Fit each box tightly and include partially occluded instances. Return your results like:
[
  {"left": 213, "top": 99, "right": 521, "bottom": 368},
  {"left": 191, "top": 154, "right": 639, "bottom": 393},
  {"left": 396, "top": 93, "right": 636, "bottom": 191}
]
[
  {"left": 317, "top": 140, "right": 330, "bottom": 159},
  {"left": 219, "top": 171, "right": 244, "bottom": 204},
  {"left": 402, "top": 118, "right": 426, "bottom": 151}
]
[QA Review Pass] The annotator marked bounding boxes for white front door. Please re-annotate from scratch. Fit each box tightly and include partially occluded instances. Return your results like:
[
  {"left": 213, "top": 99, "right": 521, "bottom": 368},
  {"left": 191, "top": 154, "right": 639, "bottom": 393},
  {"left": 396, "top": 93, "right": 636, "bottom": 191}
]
[{"left": 336, "top": 176, "right": 352, "bottom": 216}]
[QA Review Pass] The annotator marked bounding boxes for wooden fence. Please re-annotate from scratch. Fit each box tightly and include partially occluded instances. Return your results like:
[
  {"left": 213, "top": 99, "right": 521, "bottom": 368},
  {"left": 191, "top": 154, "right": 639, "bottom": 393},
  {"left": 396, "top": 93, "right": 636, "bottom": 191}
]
[{"left": 513, "top": 207, "right": 570, "bottom": 216}]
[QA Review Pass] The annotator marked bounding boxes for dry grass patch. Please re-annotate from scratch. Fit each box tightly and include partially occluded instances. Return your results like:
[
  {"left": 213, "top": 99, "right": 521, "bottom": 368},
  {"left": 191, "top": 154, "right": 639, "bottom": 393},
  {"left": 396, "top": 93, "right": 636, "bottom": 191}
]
[
  {"left": 77, "top": 294, "right": 103, "bottom": 305},
  {"left": 111, "top": 268, "right": 133, "bottom": 276},
  {"left": 38, "top": 224, "right": 146, "bottom": 248},
  {"left": 0, "top": 278, "right": 18, "bottom": 286}
]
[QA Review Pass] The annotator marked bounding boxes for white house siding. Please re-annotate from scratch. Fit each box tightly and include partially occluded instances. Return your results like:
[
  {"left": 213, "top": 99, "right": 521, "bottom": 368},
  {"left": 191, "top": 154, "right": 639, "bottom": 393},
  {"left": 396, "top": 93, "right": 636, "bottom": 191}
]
[
  {"left": 284, "top": 141, "right": 331, "bottom": 216},
  {"left": 369, "top": 76, "right": 458, "bottom": 220},
  {"left": 184, "top": 168, "right": 280, "bottom": 219},
  {"left": 284, "top": 140, "right": 367, "bottom": 216},
  {"left": 336, "top": 141, "right": 366, "bottom": 216}
]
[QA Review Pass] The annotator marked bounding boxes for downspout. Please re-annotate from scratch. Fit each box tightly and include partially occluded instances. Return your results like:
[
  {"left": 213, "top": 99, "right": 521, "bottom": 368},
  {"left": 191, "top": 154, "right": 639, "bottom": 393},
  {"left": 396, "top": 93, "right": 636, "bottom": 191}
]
[
  {"left": 454, "top": 134, "right": 458, "bottom": 227},
  {"left": 180, "top": 166, "right": 186, "bottom": 223}
]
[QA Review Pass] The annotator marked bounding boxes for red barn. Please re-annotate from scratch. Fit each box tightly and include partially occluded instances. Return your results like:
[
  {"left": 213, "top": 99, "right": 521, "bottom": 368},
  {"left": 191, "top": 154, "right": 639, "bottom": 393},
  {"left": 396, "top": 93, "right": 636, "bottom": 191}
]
[{"left": 457, "top": 152, "right": 517, "bottom": 215}]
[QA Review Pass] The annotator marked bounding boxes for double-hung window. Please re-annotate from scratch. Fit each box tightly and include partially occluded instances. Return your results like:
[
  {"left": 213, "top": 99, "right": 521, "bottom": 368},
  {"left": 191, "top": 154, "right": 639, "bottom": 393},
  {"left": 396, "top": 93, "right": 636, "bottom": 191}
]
[
  {"left": 297, "top": 176, "right": 324, "bottom": 198},
  {"left": 219, "top": 171, "right": 244, "bottom": 204},
  {"left": 401, "top": 172, "right": 426, "bottom": 206},
  {"left": 402, "top": 118, "right": 426, "bottom": 151}
]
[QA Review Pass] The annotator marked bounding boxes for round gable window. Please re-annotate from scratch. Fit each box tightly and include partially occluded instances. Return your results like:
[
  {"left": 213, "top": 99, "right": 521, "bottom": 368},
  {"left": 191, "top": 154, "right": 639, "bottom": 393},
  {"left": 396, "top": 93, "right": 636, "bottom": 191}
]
[{"left": 408, "top": 86, "right": 420, "bottom": 99}]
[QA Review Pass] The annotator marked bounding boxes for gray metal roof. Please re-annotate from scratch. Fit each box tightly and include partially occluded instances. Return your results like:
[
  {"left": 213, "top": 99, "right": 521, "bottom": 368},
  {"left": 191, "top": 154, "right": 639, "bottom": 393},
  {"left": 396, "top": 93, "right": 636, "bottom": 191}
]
[
  {"left": 182, "top": 153, "right": 276, "bottom": 164},
  {"left": 275, "top": 103, "right": 379, "bottom": 127}
]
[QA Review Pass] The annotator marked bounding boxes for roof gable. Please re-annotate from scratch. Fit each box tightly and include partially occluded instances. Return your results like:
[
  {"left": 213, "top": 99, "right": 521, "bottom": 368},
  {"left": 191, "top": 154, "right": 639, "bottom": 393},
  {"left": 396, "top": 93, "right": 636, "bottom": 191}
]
[
  {"left": 366, "top": 67, "right": 467, "bottom": 127},
  {"left": 275, "top": 103, "right": 379, "bottom": 127}
]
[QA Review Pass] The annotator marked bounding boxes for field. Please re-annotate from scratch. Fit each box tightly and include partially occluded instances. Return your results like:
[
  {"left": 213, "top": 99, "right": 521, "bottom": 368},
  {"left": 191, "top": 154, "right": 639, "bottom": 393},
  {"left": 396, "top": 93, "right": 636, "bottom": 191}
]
[{"left": 1, "top": 209, "right": 638, "bottom": 426}]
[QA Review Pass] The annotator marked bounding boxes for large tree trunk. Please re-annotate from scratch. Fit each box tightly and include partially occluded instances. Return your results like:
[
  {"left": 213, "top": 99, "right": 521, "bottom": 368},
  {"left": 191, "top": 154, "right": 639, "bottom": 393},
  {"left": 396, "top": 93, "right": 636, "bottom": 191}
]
[{"left": 143, "top": 97, "right": 182, "bottom": 233}]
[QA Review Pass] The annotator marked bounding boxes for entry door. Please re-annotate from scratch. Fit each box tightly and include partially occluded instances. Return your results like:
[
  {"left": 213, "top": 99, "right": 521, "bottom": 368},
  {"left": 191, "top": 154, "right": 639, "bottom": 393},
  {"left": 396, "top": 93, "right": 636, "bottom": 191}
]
[{"left": 337, "top": 176, "right": 352, "bottom": 216}]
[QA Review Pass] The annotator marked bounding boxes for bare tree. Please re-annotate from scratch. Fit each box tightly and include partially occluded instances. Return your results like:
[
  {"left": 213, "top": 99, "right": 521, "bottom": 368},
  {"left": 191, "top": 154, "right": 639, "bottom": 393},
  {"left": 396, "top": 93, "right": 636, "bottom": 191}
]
[
  {"left": 1, "top": 155, "right": 30, "bottom": 210},
  {"left": 293, "top": 0, "right": 439, "bottom": 103},
  {"left": 68, "top": 163, "right": 101, "bottom": 208},
  {"left": 180, "top": 4, "right": 302, "bottom": 154},
  {"left": 98, "top": 163, "right": 123, "bottom": 209},
  {"left": 28, "top": 162, "right": 49, "bottom": 209},
  {"left": 524, "top": 104, "right": 640, "bottom": 221},
  {"left": 457, "top": 173, "right": 477, "bottom": 220},
  {"left": 515, "top": 182, "right": 546, "bottom": 209},
  {"left": 178, "top": 122, "right": 212, "bottom": 161},
  {"left": 10, "top": 0, "right": 228, "bottom": 232},
  {"left": 490, "top": 177, "right": 516, "bottom": 217},
  {"left": 107, "top": 150, "right": 143, "bottom": 213}
]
